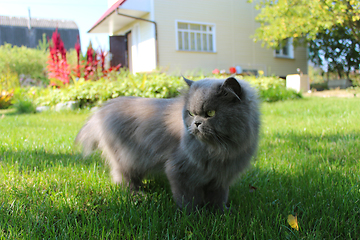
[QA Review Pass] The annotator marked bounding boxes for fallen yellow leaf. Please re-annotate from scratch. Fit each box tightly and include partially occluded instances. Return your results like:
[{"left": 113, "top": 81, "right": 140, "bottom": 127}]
[{"left": 287, "top": 214, "right": 299, "bottom": 231}]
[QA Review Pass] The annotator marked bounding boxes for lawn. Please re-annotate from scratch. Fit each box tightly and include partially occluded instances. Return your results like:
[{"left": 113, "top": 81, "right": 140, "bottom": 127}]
[{"left": 0, "top": 97, "right": 359, "bottom": 239}]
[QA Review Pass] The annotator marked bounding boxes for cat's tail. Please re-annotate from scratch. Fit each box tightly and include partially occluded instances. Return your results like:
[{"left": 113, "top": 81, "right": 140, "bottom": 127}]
[{"left": 74, "top": 115, "right": 102, "bottom": 157}]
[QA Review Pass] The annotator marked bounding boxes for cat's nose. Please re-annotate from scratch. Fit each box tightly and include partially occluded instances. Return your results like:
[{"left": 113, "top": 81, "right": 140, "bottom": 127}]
[{"left": 195, "top": 121, "right": 201, "bottom": 127}]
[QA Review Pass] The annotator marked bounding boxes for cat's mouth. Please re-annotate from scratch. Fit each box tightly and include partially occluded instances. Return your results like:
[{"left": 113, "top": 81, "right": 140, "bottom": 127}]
[
  {"left": 189, "top": 126, "right": 212, "bottom": 142},
  {"left": 189, "top": 126, "right": 233, "bottom": 148}
]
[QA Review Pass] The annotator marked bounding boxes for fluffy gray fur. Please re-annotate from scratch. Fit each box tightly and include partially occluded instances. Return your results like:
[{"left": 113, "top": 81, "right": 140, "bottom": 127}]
[{"left": 75, "top": 77, "right": 260, "bottom": 211}]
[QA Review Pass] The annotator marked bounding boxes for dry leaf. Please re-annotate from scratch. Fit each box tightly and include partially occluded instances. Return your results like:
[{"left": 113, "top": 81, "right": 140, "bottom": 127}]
[{"left": 287, "top": 214, "right": 299, "bottom": 231}]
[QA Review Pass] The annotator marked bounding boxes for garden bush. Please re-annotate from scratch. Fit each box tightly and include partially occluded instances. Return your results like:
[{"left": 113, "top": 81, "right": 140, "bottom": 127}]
[
  {"left": 35, "top": 71, "right": 186, "bottom": 108},
  {"left": 11, "top": 88, "right": 37, "bottom": 114},
  {"left": 242, "top": 75, "right": 302, "bottom": 102},
  {"left": 0, "top": 43, "right": 48, "bottom": 82},
  {"left": 0, "top": 66, "right": 20, "bottom": 90},
  {"left": 34, "top": 72, "right": 301, "bottom": 108}
]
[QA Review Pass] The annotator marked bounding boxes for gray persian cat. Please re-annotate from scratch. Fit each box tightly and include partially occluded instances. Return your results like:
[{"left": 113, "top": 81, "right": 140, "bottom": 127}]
[{"left": 75, "top": 77, "right": 260, "bottom": 211}]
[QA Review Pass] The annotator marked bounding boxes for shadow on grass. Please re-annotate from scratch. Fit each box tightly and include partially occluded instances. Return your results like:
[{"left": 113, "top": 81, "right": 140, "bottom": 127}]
[
  {"left": 1, "top": 130, "right": 359, "bottom": 238},
  {"left": 1, "top": 162, "right": 358, "bottom": 239},
  {"left": 1, "top": 148, "right": 101, "bottom": 171}
]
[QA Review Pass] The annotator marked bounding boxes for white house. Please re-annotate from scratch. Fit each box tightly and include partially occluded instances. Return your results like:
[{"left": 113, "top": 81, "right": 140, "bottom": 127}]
[{"left": 88, "top": 0, "right": 308, "bottom": 77}]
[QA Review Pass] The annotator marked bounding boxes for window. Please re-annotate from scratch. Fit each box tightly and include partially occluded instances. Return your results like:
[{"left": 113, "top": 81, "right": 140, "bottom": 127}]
[
  {"left": 275, "top": 38, "right": 294, "bottom": 59},
  {"left": 176, "top": 20, "right": 215, "bottom": 52}
]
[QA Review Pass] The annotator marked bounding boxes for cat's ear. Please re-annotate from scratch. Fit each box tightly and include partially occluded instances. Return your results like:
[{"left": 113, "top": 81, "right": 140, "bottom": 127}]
[
  {"left": 182, "top": 76, "right": 194, "bottom": 87},
  {"left": 221, "top": 77, "right": 243, "bottom": 101}
]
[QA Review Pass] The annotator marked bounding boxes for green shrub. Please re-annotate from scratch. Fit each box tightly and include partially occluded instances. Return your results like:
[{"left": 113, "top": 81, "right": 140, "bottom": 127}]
[
  {"left": 243, "top": 75, "right": 285, "bottom": 89},
  {"left": 34, "top": 72, "right": 301, "bottom": 108},
  {"left": 0, "top": 66, "right": 20, "bottom": 90},
  {"left": 241, "top": 75, "right": 302, "bottom": 102},
  {"left": 11, "top": 88, "right": 37, "bottom": 113},
  {"left": 12, "top": 99, "right": 36, "bottom": 114},
  {"left": 35, "top": 72, "right": 186, "bottom": 108},
  {"left": 259, "top": 86, "right": 302, "bottom": 102},
  {"left": 0, "top": 43, "right": 48, "bottom": 82}
]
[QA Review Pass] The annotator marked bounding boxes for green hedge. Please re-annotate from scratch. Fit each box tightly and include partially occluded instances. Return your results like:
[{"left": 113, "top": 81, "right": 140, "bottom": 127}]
[
  {"left": 34, "top": 72, "right": 185, "bottom": 108},
  {"left": 0, "top": 43, "right": 48, "bottom": 81},
  {"left": 243, "top": 75, "right": 302, "bottom": 102},
  {"left": 33, "top": 73, "right": 301, "bottom": 108},
  {"left": 0, "top": 44, "right": 301, "bottom": 110}
]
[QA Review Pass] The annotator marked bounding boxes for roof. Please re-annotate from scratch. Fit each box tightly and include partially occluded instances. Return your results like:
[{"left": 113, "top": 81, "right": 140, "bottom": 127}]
[
  {"left": 0, "top": 15, "right": 78, "bottom": 29},
  {"left": 88, "top": 0, "right": 151, "bottom": 34},
  {"left": 88, "top": 0, "right": 127, "bottom": 33}
]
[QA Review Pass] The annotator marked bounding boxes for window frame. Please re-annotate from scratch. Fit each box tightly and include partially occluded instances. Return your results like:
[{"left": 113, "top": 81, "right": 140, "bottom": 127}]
[
  {"left": 175, "top": 20, "right": 216, "bottom": 53},
  {"left": 274, "top": 38, "right": 294, "bottom": 59}
]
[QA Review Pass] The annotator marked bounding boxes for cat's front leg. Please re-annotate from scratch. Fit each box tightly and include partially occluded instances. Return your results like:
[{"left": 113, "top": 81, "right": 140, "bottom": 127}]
[
  {"left": 203, "top": 183, "right": 229, "bottom": 212},
  {"left": 171, "top": 181, "right": 205, "bottom": 212},
  {"left": 165, "top": 162, "right": 204, "bottom": 211}
]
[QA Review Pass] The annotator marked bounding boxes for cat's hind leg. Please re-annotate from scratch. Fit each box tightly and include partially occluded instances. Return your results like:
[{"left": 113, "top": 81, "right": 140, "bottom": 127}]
[
  {"left": 109, "top": 162, "right": 144, "bottom": 191},
  {"left": 121, "top": 170, "right": 144, "bottom": 191},
  {"left": 103, "top": 146, "right": 144, "bottom": 191}
]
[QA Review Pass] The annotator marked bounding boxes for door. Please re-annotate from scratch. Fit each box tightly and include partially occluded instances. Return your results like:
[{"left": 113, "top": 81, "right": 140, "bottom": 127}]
[{"left": 109, "top": 35, "right": 127, "bottom": 68}]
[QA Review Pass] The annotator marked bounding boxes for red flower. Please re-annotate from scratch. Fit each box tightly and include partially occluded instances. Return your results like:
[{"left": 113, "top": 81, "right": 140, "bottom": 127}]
[
  {"left": 212, "top": 68, "right": 220, "bottom": 74},
  {"left": 229, "top": 67, "right": 236, "bottom": 74},
  {"left": 46, "top": 27, "right": 69, "bottom": 87},
  {"left": 75, "top": 35, "right": 81, "bottom": 77},
  {"left": 99, "top": 48, "right": 107, "bottom": 72}
]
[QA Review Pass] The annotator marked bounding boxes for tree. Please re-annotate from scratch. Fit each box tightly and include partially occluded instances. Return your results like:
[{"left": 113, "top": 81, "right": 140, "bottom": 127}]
[
  {"left": 309, "top": 24, "right": 360, "bottom": 79},
  {"left": 249, "top": 0, "right": 360, "bottom": 48}
]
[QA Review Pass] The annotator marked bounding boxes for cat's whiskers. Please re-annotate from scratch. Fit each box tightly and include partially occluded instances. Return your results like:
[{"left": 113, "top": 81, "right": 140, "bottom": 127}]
[{"left": 203, "top": 128, "right": 231, "bottom": 153}]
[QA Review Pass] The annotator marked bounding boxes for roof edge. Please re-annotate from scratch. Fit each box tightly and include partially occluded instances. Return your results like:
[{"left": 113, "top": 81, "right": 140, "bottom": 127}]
[{"left": 88, "top": 0, "right": 127, "bottom": 33}]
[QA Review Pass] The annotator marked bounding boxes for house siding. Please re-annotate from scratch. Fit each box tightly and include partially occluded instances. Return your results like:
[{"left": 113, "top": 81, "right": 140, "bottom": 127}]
[
  {"left": 153, "top": 0, "right": 307, "bottom": 76},
  {"left": 114, "top": 12, "right": 156, "bottom": 73}
]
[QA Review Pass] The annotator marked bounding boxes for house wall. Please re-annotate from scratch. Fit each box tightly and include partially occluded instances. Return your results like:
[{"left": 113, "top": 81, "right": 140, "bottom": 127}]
[
  {"left": 120, "top": 0, "right": 152, "bottom": 12},
  {"left": 114, "top": 11, "right": 157, "bottom": 73},
  {"left": 153, "top": 0, "right": 307, "bottom": 76}
]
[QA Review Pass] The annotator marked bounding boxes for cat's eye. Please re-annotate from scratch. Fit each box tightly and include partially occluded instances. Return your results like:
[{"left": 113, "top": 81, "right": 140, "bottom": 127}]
[
  {"left": 188, "top": 111, "right": 194, "bottom": 117},
  {"left": 206, "top": 110, "right": 216, "bottom": 117}
]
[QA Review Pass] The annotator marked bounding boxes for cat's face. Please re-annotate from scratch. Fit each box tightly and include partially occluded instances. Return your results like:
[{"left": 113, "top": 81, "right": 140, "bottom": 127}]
[{"left": 182, "top": 77, "right": 245, "bottom": 145}]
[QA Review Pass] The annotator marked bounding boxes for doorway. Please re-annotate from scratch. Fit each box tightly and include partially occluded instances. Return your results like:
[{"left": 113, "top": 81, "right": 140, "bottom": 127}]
[{"left": 109, "top": 30, "right": 132, "bottom": 71}]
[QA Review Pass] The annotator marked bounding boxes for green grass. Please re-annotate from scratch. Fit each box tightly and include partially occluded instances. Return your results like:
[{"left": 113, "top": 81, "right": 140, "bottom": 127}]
[{"left": 0, "top": 97, "right": 359, "bottom": 239}]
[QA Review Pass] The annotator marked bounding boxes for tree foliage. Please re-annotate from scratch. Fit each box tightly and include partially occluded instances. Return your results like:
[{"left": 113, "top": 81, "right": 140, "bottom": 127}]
[
  {"left": 309, "top": 25, "right": 360, "bottom": 79},
  {"left": 250, "top": 0, "right": 360, "bottom": 48}
]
